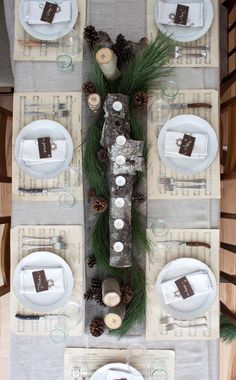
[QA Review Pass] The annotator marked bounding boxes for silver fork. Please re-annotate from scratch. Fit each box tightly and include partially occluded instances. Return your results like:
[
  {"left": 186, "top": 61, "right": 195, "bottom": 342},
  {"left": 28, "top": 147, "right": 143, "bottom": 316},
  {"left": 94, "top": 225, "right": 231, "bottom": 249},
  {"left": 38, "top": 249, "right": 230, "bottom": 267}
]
[
  {"left": 165, "top": 322, "right": 208, "bottom": 331},
  {"left": 71, "top": 367, "right": 80, "bottom": 380},
  {"left": 24, "top": 109, "right": 70, "bottom": 118},
  {"left": 159, "top": 177, "right": 206, "bottom": 185},
  {"left": 175, "top": 45, "right": 210, "bottom": 51},
  {"left": 80, "top": 363, "right": 89, "bottom": 380},
  {"left": 160, "top": 315, "right": 207, "bottom": 326},
  {"left": 26, "top": 103, "right": 66, "bottom": 110},
  {"left": 22, "top": 236, "right": 61, "bottom": 243},
  {"left": 170, "top": 48, "right": 207, "bottom": 59},
  {"left": 159, "top": 178, "right": 206, "bottom": 190}
]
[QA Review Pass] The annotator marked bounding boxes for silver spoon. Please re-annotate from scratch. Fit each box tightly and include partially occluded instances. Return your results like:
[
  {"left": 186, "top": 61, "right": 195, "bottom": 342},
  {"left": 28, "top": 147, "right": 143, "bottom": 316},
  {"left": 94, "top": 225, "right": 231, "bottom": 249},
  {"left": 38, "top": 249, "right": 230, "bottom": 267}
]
[
  {"left": 22, "top": 242, "right": 65, "bottom": 250},
  {"left": 22, "top": 236, "right": 61, "bottom": 243}
]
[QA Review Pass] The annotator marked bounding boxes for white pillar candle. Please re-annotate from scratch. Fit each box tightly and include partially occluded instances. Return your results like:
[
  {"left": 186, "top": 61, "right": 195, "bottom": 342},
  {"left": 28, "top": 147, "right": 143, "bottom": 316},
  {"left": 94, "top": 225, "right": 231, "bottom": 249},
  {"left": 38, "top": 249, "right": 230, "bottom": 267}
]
[
  {"left": 96, "top": 48, "right": 121, "bottom": 81},
  {"left": 116, "top": 155, "right": 126, "bottom": 165},
  {"left": 102, "top": 278, "right": 121, "bottom": 307},
  {"left": 104, "top": 305, "right": 126, "bottom": 329},
  {"left": 87, "top": 93, "right": 101, "bottom": 113},
  {"left": 114, "top": 219, "right": 124, "bottom": 229},
  {"left": 116, "top": 135, "right": 126, "bottom": 146},
  {"left": 113, "top": 242, "right": 124, "bottom": 252},
  {"left": 115, "top": 176, "right": 126, "bottom": 186},
  {"left": 115, "top": 198, "right": 125, "bottom": 208},
  {"left": 112, "top": 101, "right": 123, "bottom": 112}
]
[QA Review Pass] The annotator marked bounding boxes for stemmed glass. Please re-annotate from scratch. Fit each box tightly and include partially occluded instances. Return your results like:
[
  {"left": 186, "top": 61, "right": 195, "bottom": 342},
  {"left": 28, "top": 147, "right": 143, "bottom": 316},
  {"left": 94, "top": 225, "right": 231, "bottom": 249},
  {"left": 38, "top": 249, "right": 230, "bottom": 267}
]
[{"left": 56, "top": 29, "right": 82, "bottom": 71}]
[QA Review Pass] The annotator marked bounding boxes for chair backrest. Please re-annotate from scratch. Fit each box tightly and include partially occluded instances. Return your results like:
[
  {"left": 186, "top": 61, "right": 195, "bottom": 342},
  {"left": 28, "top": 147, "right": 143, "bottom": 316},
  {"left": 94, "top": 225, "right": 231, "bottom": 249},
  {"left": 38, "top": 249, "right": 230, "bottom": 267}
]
[
  {"left": 0, "top": 1, "right": 13, "bottom": 89},
  {"left": 0, "top": 105, "right": 12, "bottom": 183},
  {"left": 220, "top": 97, "right": 236, "bottom": 176},
  {"left": 0, "top": 216, "right": 11, "bottom": 297}
]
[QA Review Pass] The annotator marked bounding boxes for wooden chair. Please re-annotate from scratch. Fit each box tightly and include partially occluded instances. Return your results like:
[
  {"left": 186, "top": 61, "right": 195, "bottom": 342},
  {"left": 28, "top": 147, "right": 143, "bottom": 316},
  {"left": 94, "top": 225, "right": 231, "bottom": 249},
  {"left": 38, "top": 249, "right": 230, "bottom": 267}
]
[
  {"left": 0, "top": 216, "right": 11, "bottom": 297},
  {"left": 0, "top": 105, "right": 12, "bottom": 183},
  {"left": 221, "top": 0, "right": 236, "bottom": 96},
  {"left": 220, "top": 96, "right": 236, "bottom": 178}
]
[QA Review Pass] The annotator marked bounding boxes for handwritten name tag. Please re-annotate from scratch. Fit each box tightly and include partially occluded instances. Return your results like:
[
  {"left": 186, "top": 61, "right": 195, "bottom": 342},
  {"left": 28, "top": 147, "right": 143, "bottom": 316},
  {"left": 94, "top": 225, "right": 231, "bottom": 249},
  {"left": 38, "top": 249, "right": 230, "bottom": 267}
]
[
  {"left": 179, "top": 134, "right": 196, "bottom": 157},
  {"left": 40, "top": 2, "right": 58, "bottom": 23},
  {"left": 174, "top": 4, "right": 189, "bottom": 26},
  {"left": 175, "top": 276, "right": 194, "bottom": 299},
  {"left": 38, "top": 137, "right": 52, "bottom": 159},
  {"left": 32, "top": 270, "right": 48, "bottom": 292}
]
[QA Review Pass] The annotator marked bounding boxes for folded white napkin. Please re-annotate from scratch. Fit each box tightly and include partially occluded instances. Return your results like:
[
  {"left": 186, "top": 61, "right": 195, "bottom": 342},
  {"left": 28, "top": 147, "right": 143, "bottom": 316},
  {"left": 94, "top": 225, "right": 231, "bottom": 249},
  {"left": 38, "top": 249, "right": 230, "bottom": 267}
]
[
  {"left": 24, "top": 0, "right": 71, "bottom": 25},
  {"left": 161, "top": 270, "right": 212, "bottom": 305},
  {"left": 19, "top": 139, "right": 67, "bottom": 165},
  {"left": 106, "top": 369, "right": 131, "bottom": 380},
  {"left": 164, "top": 131, "right": 208, "bottom": 159},
  {"left": 157, "top": 1, "right": 204, "bottom": 27},
  {"left": 19, "top": 267, "right": 65, "bottom": 294}
]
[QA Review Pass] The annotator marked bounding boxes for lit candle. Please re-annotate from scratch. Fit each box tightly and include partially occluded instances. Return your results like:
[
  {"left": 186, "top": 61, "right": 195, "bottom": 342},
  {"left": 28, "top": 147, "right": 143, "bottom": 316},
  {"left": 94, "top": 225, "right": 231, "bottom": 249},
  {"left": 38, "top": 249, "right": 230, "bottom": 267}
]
[
  {"left": 113, "top": 242, "right": 124, "bottom": 252},
  {"left": 116, "top": 155, "right": 126, "bottom": 165},
  {"left": 116, "top": 135, "right": 126, "bottom": 146},
  {"left": 115, "top": 198, "right": 125, "bottom": 208},
  {"left": 114, "top": 219, "right": 124, "bottom": 229},
  {"left": 115, "top": 176, "right": 126, "bottom": 186}
]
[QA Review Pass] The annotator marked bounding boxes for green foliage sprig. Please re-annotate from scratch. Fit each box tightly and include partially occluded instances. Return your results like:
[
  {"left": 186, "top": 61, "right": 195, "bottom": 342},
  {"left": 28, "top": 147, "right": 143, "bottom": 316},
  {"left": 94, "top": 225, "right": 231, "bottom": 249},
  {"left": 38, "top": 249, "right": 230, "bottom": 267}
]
[{"left": 220, "top": 314, "right": 236, "bottom": 342}]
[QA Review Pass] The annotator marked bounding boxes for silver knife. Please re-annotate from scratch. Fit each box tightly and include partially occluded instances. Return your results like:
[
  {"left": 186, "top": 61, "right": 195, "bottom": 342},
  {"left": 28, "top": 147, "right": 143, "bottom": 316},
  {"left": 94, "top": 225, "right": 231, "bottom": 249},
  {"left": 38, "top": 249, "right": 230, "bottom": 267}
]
[
  {"left": 18, "top": 187, "right": 64, "bottom": 194},
  {"left": 15, "top": 313, "right": 68, "bottom": 320},
  {"left": 171, "top": 103, "right": 212, "bottom": 109},
  {"left": 157, "top": 240, "right": 211, "bottom": 249}
]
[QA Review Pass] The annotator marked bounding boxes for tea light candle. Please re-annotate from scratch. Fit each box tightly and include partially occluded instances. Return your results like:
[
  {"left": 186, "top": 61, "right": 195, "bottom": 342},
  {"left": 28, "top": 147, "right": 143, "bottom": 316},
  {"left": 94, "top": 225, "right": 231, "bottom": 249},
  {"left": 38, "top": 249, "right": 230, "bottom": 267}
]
[
  {"left": 112, "top": 101, "right": 123, "bottom": 112},
  {"left": 116, "top": 135, "right": 126, "bottom": 146},
  {"left": 116, "top": 155, "right": 126, "bottom": 165},
  {"left": 113, "top": 242, "right": 124, "bottom": 252},
  {"left": 114, "top": 219, "right": 124, "bottom": 229},
  {"left": 115, "top": 176, "right": 126, "bottom": 186},
  {"left": 115, "top": 198, "right": 125, "bottom": 208}
]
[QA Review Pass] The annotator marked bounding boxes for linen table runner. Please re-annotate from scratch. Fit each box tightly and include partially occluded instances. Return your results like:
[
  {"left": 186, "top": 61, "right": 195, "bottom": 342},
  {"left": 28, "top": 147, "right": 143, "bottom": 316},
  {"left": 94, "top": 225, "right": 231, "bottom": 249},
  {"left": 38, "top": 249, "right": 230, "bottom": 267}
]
[
  {"left": 10, "top": 225, "right": 85, "bottom": 336},
  {"left": 147, "top": 0, "right": 219, "bottom": 67},
  {"left": 147, "top": 89, "right": 220, "bottom": 200},
  {"left": 14, "top": 0, "right": 86, "bottom": 61},
  {"left": 12, "top": 92, "right": 83, "bottom": 202},
  {"left": 64, "top": 348, "right": 175, "bottom": 380},
  {"left": 146, "top": 229, "right": 219, "bottom": 341}
]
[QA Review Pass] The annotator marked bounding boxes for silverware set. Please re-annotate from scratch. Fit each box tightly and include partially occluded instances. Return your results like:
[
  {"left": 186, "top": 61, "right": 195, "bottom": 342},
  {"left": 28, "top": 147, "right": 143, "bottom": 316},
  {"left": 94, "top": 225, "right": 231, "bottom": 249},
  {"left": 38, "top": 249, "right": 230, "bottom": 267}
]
[
  {"left": 25, "top": 102, "right": 70, "bottom": 118},
  {"left": 159, "top": 177, "right": 206, "bottom": 191},
  {"left": 160, "top": 315, "right": 208, "bottom": 331},
  {"left": 71, "top": 364, "right": 90, "bottom": 380},
  {"left": 22, "top": 235, "right": 65, "bottom": 251},
  {"left": 170, "top": 45, "right": 209, "bottom": 59}
]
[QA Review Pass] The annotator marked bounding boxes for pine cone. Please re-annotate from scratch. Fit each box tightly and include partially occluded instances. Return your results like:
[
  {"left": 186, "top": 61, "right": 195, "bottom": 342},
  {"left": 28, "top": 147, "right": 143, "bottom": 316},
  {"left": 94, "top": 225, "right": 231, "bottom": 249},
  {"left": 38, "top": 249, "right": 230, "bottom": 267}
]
[
  {"left": 133, "top": 91, "right": 148, "bottom": 108},
  {"left": 90, "top": 278, "right": 102, "bottom": 292},
  {"left": 97, "top": 148, "right": 109, "bottom": 162},
  {"left": 89, "top": 318, "right": 106, "bottom": 337},
  {"left": 84, "top": 25, "right": 100, "bottom": 50},
  {"left": 97, "top": 31, "right": 113, "bottom": 44},
  {"left": 94, "top": 292, "right": 106, "bottom": 307},
  {"left": 133, "top": 193, "right": 145, "bottom": 203},
  {"left": 84, "top": 288, "right": 94, "bottom": 301},
  {"left": 111, "top": 34, "right": 134, "bottom": 69},
  {"left": 87, "top": 256, "right": 96, "bottom": 268},
  {"left": 82, "top": 81, "right": 96, "bottom": 97},
  {"left": 93, "top": 197, "right": 108, "bottom": 213},
  {"left": 121, "top": 285, "right": 133, "bottom": 305}
]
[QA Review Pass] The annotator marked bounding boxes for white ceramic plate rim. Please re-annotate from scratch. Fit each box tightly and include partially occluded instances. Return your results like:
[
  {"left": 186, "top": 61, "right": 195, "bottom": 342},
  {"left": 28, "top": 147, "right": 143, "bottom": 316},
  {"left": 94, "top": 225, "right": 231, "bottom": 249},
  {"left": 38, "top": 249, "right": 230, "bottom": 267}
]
[
  {"left": 14, "top": 119, "right": 73, "bottom": 179},
  {"left": 19, "top": 0, "right": 78, "bottom": 41},
  {"left": 13, "top": 251, "right": 74, "bottom": 312},
  {"left": 90, "top": 363, "right": 144, "bottom": 380},
  {"left": 155, "top": 0, "right": 214, "bottom": 42},
  {"left": 156, "top": 257, "right": 217, "bottom": 319},
  {"left": 157, "top": 114, "right": 218, "bottom": 174}
]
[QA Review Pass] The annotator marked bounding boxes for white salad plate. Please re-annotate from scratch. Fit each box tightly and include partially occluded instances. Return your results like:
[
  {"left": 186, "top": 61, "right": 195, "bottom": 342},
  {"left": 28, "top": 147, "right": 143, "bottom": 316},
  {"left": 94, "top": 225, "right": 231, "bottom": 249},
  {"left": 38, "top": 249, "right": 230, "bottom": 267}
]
[
  {"left": 157, "top": 114, "right": 218, "bottom": 174},
  {"left": 13, "top": 251, "right": 73, "bottom": 312},
  {"left": 156, "top": 257, "right": 217, "bottom": 320},
  {"left": 90, "top": 363, "right": 144, "bottom": 380},
  {"left": 19, "top": 0, "right": 78, "bottom": 41},
  {"left": 155, "top": 0, "right": 214, "bottom": 42},
  {"left": 15, "top": 119, "right": 73, "bottom": 179}
]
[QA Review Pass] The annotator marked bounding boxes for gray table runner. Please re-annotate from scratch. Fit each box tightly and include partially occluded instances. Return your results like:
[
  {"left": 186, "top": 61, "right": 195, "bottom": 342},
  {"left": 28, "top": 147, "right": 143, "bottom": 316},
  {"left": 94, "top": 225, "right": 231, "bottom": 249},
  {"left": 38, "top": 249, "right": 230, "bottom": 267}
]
[{"left": 4, "top": 0, "right": 219, "bottom": 379}]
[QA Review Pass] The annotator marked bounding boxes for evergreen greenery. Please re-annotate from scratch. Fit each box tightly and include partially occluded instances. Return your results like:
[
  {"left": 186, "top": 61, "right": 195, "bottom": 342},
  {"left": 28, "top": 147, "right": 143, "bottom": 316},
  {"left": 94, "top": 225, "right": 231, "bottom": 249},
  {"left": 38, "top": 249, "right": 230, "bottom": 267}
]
[{"left": 220, "top": 314, "right": 236, "bottom": 342}]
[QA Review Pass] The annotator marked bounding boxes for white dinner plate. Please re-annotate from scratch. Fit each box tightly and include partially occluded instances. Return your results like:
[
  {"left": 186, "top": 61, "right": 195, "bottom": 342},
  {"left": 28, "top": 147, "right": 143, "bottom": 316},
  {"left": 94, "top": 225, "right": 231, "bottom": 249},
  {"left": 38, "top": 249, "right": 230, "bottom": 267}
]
[
  {"left": 13, "top": 251, "right": 73, "bottom": 312},
  {"left": 156, "top": 258, "right": 217, "bottom": 320},
  {"left": 14, "top": 119, "right": 73, "bottom": 179},
  {"left": 90, "top": 363, "right": 144, "bottom": 380},
  {"left": 155, "top": 0, "right": 214, "bottom": 42},
  {"left": 157, "top": 114, "right": 218, "bottom": 174},
  {"left": 19, "top": 0, "right": 78, "bottom": 41}
]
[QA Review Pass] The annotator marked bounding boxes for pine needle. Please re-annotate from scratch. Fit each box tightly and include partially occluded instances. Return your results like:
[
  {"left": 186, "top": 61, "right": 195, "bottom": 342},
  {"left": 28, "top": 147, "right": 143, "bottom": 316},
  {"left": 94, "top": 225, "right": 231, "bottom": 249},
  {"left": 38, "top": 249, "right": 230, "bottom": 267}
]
[
  {"left": 132, "top": 207, "right": 151, "bottom": 253},
  {"left": 118, "top": 34, "right": 174, "bottom": 96},
  {"left": 220, "top": 314, "right": 236, "bottom": 342}
]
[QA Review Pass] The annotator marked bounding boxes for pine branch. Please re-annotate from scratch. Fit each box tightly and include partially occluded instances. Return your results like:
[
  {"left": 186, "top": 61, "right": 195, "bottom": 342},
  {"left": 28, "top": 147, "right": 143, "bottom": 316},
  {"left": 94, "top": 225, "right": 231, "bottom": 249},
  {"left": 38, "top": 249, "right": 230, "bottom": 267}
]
[
  {"left": 118, "top": 34, "right": 174, "bottom": 96},
  {"left": 220, "top": 314, "right": 236, "bottom": 342}
]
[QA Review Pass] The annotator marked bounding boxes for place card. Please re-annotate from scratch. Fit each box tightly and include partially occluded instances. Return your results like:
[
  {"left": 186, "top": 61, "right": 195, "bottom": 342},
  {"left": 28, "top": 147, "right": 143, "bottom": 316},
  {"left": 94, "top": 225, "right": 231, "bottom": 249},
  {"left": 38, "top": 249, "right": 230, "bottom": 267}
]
[
  {"left": 37, "top": 137, "right": 52, "bottom": 159},
  {"left": 174, "top": 4, "right": 189, "bottom": 26},
  {"left": 175, "top": 276, "right": 194, "bottom": 299},
  {"left": 32, "top": 270, "right": 48, "bottom": 292},
  {"left": 40, "top": 2, "right": 58, "bottom": 23},
  {"left": 178, "top": 134, "right": 196, "bottom": 156}
]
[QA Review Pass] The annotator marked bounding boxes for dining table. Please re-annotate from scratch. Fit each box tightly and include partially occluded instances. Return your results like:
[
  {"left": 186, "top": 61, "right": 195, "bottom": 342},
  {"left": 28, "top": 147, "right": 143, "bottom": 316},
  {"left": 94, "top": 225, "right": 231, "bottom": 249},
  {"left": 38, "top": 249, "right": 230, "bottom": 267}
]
[{"left": 4, "top": 0, "right": 220, "bottom": 379}]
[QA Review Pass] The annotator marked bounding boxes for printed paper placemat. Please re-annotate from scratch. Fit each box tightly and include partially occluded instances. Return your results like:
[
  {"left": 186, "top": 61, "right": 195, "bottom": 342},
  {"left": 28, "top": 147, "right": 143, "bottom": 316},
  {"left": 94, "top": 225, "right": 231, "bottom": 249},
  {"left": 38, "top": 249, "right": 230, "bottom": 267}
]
[
  {"left": 146, "top": 229, "right": 219, "bottom": 340},
  {"left": 147, "top": 0, "right": 219, "bottom": 67},
  {"left": 14, "top": 0, "right": 86, "bottom": 61},
  {"left": 10, "top": 225, "right": 85, "bottom": 336},
  {"left": 64, "top": 348, "right": 175, "bottom": 380},
  {"left": 12, "top": 92, "right": 83, "bottom": 202},
  {"left": 147, "top": 89, "right": 220, "bottom": 200}
]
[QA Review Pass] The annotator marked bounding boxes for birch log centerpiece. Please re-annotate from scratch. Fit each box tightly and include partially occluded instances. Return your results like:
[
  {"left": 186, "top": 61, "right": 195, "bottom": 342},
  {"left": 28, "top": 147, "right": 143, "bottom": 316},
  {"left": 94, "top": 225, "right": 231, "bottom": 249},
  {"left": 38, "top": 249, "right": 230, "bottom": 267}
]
[
  {"left": 100, "top": 94, "right": 144, "bottom": 268},
  {"left": 88, "top": 93, "right": 101, "bottom": 113},
  {"left": 96, "top": 48, "right": 121, "bottom": 81},
  {"left": 104, "top": 304, "right": 126, "bottom": 329},
  {"left": 102, "top": 278, "right": 121, "bottom": 307}
]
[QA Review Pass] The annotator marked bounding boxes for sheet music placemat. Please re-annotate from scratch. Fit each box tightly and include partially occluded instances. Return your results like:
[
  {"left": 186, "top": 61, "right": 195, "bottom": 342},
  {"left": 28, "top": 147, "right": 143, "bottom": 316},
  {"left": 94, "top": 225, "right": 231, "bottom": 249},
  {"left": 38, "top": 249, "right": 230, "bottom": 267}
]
[
  {"left": 64, "top": 348, "right": 175, "bottom": 380},
  {"left": 146, "top": 229, "right": 219, "bottom": 341},
  {"left": 147, "top": 89, "right": 220, "bottom": 200},
  {"left": 147, "top": 0, "right": 219, "bottom": 67},
  {"left": 14, "top": 0, "right": 86, "bottom": 61},
  {"left": 10, "top": 225, "right": 85, "bottom": 336},
  {"left": 12, "top": 92, "right": 83, "bottom": 202}
]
